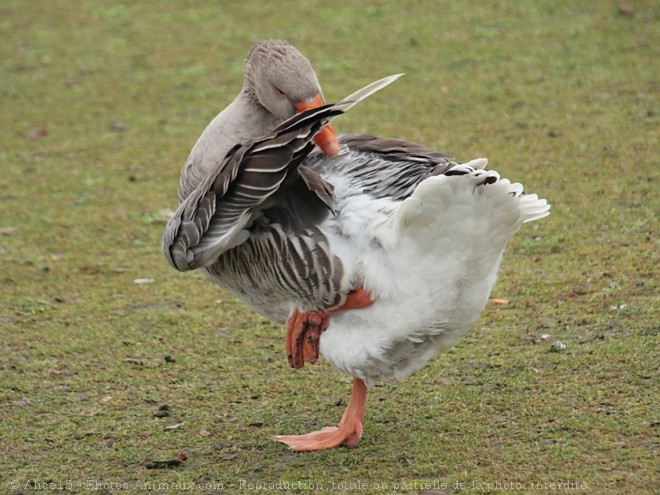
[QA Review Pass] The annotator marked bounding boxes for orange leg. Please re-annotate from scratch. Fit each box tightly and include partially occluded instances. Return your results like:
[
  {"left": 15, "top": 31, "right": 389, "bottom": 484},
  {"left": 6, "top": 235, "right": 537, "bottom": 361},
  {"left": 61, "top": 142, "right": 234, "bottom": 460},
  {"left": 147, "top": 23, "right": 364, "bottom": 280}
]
[
  {"left": 285, "top": 287, "right": 374, "bottom": 369},
  {"left": 336, "top": 286, "right": 373, "bottom": 311},
  {"left": 275, "top": 377, "right": 368, "bottom": 451},
  {"left": 285, "top": 309, "right": 329, "bottom": 369}
]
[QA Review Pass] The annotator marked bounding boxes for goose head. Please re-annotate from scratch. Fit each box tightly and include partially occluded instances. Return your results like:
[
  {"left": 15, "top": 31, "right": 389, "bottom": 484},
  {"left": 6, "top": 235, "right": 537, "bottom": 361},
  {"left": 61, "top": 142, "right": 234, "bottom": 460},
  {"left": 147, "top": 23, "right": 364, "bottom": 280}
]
[{"left": 243, "top": 39, "right": 340, "bottom": 157}]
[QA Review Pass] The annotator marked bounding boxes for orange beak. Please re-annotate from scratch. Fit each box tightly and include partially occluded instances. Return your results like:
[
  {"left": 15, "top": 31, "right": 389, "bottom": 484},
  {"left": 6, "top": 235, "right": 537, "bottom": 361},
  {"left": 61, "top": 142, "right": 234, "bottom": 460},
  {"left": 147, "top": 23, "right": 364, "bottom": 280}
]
[{"left": 296, "top": 94, "right": 340, "bottom": 158}]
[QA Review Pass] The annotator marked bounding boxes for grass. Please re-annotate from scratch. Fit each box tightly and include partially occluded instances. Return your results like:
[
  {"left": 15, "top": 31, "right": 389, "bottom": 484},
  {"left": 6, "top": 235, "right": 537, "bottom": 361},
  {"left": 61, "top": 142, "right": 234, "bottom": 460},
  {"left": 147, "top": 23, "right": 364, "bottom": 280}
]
[{"left": 1, "top": 0, "right": 658, "bottom": 493}]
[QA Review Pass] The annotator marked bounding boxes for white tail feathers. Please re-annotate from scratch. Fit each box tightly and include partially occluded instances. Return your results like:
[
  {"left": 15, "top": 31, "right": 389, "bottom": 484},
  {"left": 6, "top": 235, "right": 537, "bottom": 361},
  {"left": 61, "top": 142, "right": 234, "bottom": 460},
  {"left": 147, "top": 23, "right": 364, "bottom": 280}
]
[
  {"left": 464, "top": 157, "right": 488, "bottom": 170},
  {"left": 519, "top": 194, "right": 551, "bottom": 223},
  {"left": 376, "top": 160, "right": 550, "bottom": 251},
  {"left": 452, "top": 159, "right": 551, "bottom": 224}
]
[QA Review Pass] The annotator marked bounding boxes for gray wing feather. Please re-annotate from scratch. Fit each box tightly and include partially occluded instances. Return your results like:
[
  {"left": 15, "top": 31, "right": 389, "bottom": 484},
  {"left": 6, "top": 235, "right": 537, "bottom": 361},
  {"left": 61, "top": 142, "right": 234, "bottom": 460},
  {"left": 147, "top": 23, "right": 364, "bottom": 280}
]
[
  {"left": 163, "top": 76, "right": 402, "bottom": 274},
  {"left": 305, "top": 133, "right": 464, "bottom": 202},
  {"left": 163, "top": 106, "right": 342, "bottom": 272}
]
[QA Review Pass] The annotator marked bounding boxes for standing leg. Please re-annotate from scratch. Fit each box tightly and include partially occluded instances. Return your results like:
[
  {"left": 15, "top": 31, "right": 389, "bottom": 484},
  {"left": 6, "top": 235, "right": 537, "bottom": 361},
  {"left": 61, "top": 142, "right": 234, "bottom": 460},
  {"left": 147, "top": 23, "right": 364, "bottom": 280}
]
[{"left": 274, "top": 377, "right": 368, "bottom": 451}]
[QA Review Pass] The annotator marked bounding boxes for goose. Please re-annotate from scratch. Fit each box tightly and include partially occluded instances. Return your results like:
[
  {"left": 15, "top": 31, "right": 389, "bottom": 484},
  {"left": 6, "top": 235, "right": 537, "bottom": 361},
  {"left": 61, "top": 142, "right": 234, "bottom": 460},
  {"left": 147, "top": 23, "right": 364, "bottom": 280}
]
[{"left": 162, "top": 39, "right": 550, "bottom": 452}]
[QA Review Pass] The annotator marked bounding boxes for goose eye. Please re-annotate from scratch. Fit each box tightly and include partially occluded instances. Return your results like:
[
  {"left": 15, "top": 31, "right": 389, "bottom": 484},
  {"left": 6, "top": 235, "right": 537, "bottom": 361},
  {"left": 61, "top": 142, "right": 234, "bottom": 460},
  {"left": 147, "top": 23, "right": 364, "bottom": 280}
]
[{"left": 276, "top": 88, "right": 287, "bottom": 96}]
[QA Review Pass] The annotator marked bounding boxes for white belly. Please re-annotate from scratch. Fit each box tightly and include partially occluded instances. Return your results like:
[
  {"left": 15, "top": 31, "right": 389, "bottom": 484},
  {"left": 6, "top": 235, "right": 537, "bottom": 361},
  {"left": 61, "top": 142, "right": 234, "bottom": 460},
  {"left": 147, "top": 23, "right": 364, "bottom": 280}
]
[{"left": 319, "top": 242, "right": 501, "bottom": 385}]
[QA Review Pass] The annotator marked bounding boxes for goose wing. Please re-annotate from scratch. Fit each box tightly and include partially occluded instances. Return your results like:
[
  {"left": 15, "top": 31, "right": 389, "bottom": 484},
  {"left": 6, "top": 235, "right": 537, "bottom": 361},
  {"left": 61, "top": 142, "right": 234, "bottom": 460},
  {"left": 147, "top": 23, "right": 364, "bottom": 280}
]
[
  {"left": 304, "top": 133, "right": 464, "bottom": 202},
  {"left": 163, "top": 76, "right": 401, "bottom": 272}
]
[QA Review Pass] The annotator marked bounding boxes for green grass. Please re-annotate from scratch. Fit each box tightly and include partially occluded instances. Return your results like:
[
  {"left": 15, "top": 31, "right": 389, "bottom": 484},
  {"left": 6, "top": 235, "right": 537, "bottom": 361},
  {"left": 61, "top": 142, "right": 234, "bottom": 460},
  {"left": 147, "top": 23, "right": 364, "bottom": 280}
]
[{"left": 1, "top": 1, "right": 658, "bottom": 494}]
